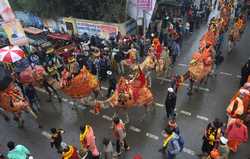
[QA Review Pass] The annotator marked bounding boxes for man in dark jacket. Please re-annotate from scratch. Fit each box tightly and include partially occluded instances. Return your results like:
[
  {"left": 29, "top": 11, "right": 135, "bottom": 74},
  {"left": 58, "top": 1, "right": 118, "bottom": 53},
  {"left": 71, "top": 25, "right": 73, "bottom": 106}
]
[
  {"left": 24, "top": 84, "right": 40, "bottom": 113},
  {"left": 165, "top": 87, "right": 177, "bottom": 118},
  {"left": 240, "top": 58, "right": 250, "bottom": 87}
]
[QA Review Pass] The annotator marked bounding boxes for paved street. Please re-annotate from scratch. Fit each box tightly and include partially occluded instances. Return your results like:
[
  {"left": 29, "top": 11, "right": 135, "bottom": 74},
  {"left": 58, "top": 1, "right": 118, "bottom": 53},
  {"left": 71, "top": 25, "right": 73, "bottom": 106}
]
[{"left": 1, "top": 16, "right": 250, "bottom": 159}]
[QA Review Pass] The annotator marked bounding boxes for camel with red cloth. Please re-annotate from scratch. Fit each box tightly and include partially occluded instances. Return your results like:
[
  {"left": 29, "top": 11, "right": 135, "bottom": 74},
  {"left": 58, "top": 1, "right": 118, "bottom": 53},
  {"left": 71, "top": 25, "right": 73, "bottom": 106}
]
[
  {"left": 227, "top": 76, "right": 250, "bottom": 122},
  {"left": 100, "top": 69, "right": 154, "bottom": 123},
  {"left": 0, "top": 82, "right": 40, "bottom": 128},
  {"left": 19, "top": 65, "right": 100, "bottom": 106}
]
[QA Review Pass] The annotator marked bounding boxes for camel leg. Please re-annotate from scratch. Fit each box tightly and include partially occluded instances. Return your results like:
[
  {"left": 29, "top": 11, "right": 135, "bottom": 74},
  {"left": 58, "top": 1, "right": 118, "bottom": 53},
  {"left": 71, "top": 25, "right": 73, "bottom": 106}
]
[
  {"left": 27, "top": 106, "right": 42, "bottom": 128},
  {"left": 13, "top": 113, "right": 24, "bottom": 128},
  {"left": 187, "top": 79, "right": 194, "bottom": 96},
  {"left": 125, "top": 111, "right": 130, "bottom": 124}
]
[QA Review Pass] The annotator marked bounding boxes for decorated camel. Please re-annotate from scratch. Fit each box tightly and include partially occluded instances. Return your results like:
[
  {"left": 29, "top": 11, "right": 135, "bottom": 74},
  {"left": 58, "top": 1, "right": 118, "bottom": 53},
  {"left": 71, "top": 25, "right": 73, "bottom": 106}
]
[
  {"left": 227, "top": 75, "right": 250, "bottom": 121},
  {"left": 0, "top": 68, "right": 40, "bottom": 128},
  {"left": 228, "top": 14, "right": 247, "bottom": 52},
  {"left": 18, "top": 64, "right": 100, "bottom": 106},
  {"left": 100, "top": 68, "right": 154, "bottom": 123}
]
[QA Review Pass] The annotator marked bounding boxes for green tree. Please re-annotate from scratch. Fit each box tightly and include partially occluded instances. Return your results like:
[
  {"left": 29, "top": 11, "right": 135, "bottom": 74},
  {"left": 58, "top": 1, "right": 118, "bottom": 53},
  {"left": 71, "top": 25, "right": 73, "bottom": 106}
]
[{"left": 9, "top": 0, "right": 127, "bottom": 22}]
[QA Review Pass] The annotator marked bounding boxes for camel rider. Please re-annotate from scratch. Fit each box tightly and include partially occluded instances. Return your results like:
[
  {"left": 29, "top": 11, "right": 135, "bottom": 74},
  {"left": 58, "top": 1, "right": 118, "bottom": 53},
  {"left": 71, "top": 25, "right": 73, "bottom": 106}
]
[
  {"left": 227, "top": 96, "right": 244, "bottom": 118},
  {"left": 67, "top": 55, "right": 80, "bottom": 77}
]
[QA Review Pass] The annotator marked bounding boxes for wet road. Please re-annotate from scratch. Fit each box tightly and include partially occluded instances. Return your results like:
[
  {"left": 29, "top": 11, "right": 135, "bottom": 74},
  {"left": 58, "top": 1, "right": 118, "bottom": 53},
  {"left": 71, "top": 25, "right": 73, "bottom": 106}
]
[{"left": 1, "top": 12, "right": 250, "bottom": 159}]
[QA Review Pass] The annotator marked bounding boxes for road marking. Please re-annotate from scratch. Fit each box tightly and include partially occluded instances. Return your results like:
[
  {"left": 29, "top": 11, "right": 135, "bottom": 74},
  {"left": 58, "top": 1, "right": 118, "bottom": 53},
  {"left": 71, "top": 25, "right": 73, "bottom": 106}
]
[
  {"left": 196, "top": 115, "right": 209, "bottom": 121},
  {"left": 157, "top": 77, "right": 210, "bottom": 92},
  {"left": 76, "top": 105, "right": 87, "bottom": 110},
  {"left": 178, "top": 63, "right": 188, "bottom": 67},
  {"left": 146, "top": 133, "right": 159, "bottom": 140},
  {"left": 35, "top": 87, "right": 47, "bottom": 94},
  {"left": 180, "top": 110, "right": 192, "bottom": 116},
  {"left": 156, "top": 77, "right": 171, "bottom": 82},
  {"left": 236, "top": 75, "right": 241, "bottom": 79},
  {"left": 101, "top": 86, "right": 108, "bottom": 90},
  {"left": 102, "top": 115, "right": 112, "bottom": 121},
  {"left": 155, "top": 102, "right": 164, "bottom": 107},
  {"left": 69, "top": 101, "right": 74, "bottom": 105},
  {"left": 41, "top": 131, "right": 51, "bottom": 139},
  {"left": 129, "top": 126, "right": 141, "bottom": 133},
  {"left": 62, "top": 98, "right": 68, "bottom": 102},
  {"left": 220, "top": 72, "right": 233, "bottom": 76},
  {"left": 183, "top": 147, "right": 196, "bottom": 156}
]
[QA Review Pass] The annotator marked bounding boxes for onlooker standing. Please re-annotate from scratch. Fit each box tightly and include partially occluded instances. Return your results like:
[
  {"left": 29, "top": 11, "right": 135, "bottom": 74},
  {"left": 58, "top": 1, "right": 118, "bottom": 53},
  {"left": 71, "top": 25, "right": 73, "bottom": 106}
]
[
  {"left": 165, "top": 87, "right": 177, "bottom": 118},
  {"left": 7, "top": 141, "right": 32, "bottom": 159},
  {"left": 112, "top": 117, "right": 130, "bottom": 156},
  {"left": 106, "top": 71, "right": 117, "bottom": 98}
]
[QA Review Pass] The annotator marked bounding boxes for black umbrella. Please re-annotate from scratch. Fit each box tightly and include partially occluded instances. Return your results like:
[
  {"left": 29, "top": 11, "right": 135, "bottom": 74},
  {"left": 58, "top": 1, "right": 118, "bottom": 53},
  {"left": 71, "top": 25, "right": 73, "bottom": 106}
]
[{"left": 0, "top": 67, "right": 13, "bottom": 91}]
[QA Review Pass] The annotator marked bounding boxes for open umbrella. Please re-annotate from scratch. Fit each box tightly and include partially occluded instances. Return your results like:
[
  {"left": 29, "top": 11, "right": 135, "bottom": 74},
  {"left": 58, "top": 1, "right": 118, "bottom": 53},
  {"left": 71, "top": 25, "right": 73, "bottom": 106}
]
[{"left": 0, "top": 46, "right": 25, "bottom": 63}]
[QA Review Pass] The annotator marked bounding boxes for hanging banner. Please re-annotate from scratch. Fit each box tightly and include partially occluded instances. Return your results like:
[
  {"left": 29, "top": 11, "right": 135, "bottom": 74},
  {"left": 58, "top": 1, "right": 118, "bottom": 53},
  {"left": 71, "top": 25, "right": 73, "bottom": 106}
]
[
  {"left": 0, "top": 0, "right": 15, "bottom": 22},
  {"left": 76, "top": 20, "right": 118, "bottom": 39},
  {"left": 137, "top": 0, "right": 152, "bottom": 11},
  {"left": 2, "top": 20, "right": 28, "bottom": 46}
]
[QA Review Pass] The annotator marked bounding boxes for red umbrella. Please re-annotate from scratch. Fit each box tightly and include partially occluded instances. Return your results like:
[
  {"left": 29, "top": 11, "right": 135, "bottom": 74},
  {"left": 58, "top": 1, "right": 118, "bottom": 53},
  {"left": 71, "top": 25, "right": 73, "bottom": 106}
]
[{"left": 0, "top": 46, "right": 25, "bottom": 63}]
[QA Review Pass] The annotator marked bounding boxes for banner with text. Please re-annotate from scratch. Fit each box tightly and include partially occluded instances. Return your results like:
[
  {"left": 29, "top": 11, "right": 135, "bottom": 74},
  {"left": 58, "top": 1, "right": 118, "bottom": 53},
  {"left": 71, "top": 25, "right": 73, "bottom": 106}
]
[
  {"left": 76, "top": 20, "right": 118, "bottom": 39},
  {"left": 2, "top": 20, "right": 28, "bottom": 46}
]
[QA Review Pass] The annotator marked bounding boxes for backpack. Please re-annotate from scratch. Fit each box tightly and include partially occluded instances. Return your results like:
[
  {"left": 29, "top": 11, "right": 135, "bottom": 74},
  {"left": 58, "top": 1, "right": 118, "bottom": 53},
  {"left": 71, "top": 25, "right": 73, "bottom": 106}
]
[
  {"left": 171, "top": 135, "right": 184, "bottom": 153},
  {"left": 177, "top": 135, "right": 185, "bottom": 152}
]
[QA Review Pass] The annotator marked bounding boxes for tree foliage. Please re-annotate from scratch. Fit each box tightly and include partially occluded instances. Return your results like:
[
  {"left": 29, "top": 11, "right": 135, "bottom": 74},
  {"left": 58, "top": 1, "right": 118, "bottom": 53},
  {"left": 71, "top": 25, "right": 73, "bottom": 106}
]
[{"left": 9, "top": 0, "right": 127, "bottom": 23}]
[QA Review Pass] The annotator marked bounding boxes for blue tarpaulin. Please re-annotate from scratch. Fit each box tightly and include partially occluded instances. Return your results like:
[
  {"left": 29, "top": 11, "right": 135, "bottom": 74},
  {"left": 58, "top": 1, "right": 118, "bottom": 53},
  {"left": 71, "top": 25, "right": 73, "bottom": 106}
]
[{"left": 15, "top": 11, "right": 43, "bottom": 28}]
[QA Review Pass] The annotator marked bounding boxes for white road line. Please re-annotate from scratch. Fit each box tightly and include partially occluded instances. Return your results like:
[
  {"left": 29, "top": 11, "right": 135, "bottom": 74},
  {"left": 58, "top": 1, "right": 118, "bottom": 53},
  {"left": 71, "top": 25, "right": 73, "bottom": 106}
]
[
  {"left": 69, "top": 101, "right": 74, "bottom": 105},
  {"left": 146, "top": 133, "right": 159, "bottom": 140},
  {"left": 178, "top": 63, "right": 188, "bottom": 67},
  {"left": 157, "top": 77, "right": 210, "bottom": 92},
  {"left": 196, "top": 115, "right": 209, "bottom": 121},
  {"left": 41, "top": 131, "right": 51, "bottom": 139},
  {"left": 62, "top": 98, "right": 68, "bottom": 102},
  {"left": 101, "top": 86, "right": 108, "bottom": 90},
  {"left": 180, "top": 110, "right": 192, "bottom": 116},
  {"left": 236, "top": 75, "right": 241, "bottom": 79},
  {"left": 35, "top": 87, "right": 47, "bottom": 93},
  {"left": 102, "top": 115, "right": 112, "bottom": 121},
  {"left": 220, "top": 72, "right": 233, "bottom": 76},
  {"left": 183, "top": 147, "right": 196, "bottom": 156},
  {"left": 156, "top": 77, "right": 171, "bottom": 82},
  {"left": 129, "top": 126, "right": 141, "bottom": 133},
  {"left": 155, "top": 102, "right": 164, "bottom": 107},
  {"left": 76, "top": 105, "right": 87, "bottom": 110}
]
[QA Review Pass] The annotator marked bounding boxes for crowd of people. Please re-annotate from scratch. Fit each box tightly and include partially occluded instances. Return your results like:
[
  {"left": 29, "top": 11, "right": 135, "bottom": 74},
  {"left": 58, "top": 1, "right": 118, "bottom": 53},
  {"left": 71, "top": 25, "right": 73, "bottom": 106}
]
[{"left": 0, "top": 0, "right": 249, "bottom": 158}]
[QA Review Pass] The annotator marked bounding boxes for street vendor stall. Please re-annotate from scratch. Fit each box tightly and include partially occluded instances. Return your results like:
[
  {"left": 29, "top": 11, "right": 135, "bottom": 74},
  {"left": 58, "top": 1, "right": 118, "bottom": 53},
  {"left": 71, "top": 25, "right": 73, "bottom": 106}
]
[{"left": 24, "top": 27, "right": 52, "bottom": 49}]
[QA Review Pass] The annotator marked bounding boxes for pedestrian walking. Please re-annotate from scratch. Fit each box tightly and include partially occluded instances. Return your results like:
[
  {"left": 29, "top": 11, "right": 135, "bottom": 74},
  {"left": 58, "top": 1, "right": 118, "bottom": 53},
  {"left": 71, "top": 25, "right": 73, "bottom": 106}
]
[
  {"left": 102, "top": 138, "right": 113, "bottom": 159},
  {"left": 50, "top": 128, "right": 65, "bottom": 154},
  {"left": 170, "top": 41, "right": 180, "bottom": 65},
  {"left": 165, "top": 87, "right": 177, "bottom": 118},
  {"left": 7, "top": 141, "right": 33, "bottom": 159},
  {"left": 24, "top": 84, "right": 40, "bottom": 113},
  {"left": 226, "top": 119, "right": 248, "bottom": 152},
  {"left": 168, "top": 115, "right": 180, "bottom": 135},
  {"left": 201, "top": 119, "right": 223, "bottom": 156},
  {"left": 112, "top": 116, "right": 130, "bottom": 157},
  {"left": 159, "top": 127, "right": 184, "bottom": 159},
  {"left": 80, "top": 124, "right": 100, "bottom": 159},
  {"left": 240, "top": 58, "right": 250, "bottom": 87}
]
